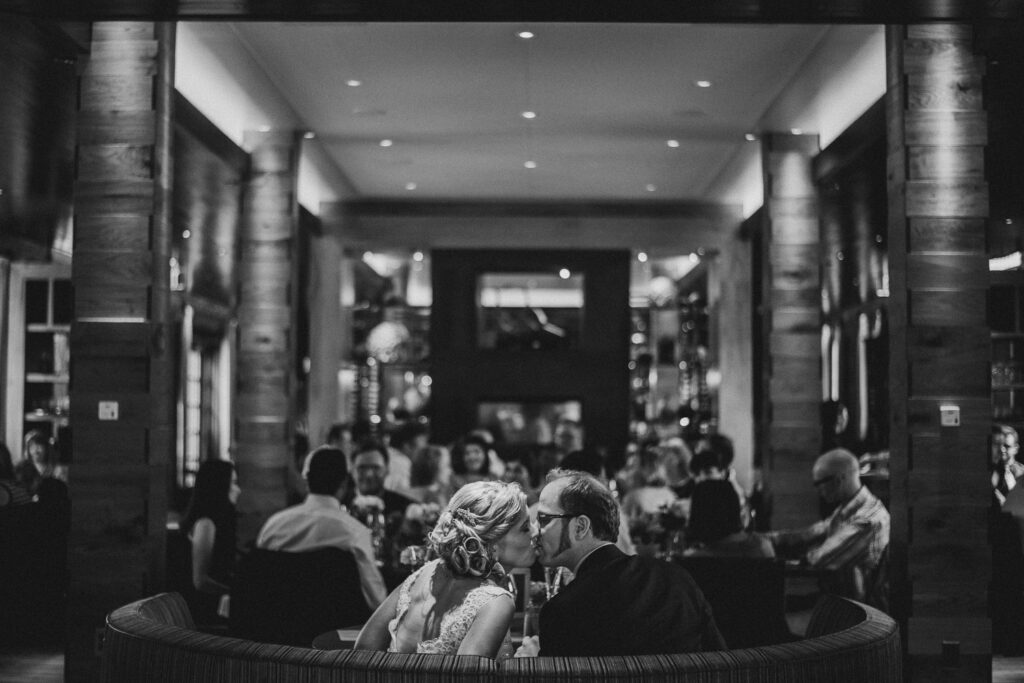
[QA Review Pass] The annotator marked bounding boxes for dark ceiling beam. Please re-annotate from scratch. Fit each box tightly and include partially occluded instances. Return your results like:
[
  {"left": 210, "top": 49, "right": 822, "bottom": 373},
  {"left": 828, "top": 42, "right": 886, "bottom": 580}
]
[{"left": 2, "top": 0, "right": 1023, "bottom": 21}]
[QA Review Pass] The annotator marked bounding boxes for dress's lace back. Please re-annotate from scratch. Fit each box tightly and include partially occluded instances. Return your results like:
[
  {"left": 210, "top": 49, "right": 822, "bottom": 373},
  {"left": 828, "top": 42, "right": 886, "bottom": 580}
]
[{"left": 388, "top": 559, "right": 513, "bottom": 657}]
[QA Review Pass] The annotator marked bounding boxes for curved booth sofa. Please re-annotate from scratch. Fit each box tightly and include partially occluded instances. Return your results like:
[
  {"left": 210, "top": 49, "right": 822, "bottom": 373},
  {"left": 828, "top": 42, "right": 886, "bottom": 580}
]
[{"left": 101, "top": 591, "right": 902, "bottom": 682}]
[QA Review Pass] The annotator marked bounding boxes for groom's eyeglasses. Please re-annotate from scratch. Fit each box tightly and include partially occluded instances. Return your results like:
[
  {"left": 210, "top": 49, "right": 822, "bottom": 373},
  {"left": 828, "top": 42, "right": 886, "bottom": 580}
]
[{"left": 536, "top": 512, "right": 576, "bottom": 528}]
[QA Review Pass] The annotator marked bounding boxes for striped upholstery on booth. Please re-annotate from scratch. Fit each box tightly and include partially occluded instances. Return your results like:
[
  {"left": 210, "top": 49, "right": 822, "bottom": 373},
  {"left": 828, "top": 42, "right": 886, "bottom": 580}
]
[
  {"left": 500, "top": 596, "right": 901, "bottom": 683},
  {"left": 102, "top": 593, "right": 499, "bottom": 683},
  {"left": 102, "top": 592, "right": 900, "bottom": 683}
]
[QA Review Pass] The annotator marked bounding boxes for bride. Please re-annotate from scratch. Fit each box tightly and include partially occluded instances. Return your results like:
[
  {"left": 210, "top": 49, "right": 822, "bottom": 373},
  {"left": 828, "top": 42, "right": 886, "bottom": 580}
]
[{"left": 354, "top": 480, "right": 535, "bottom": 659}]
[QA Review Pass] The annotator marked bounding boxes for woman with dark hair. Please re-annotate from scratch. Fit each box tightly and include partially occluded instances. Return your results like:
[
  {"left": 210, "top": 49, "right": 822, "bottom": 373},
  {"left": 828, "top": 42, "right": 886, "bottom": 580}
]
[
  {"left": 181, "top": 459, "right": 240, "bottom": 623},
  {"left": 0, "top": 442, "right": 32, "bottom": 507},
  {"left": 15, "top": 430, "right": 61, "bottom": 495},
  {"left": 449, "top": 435, "right": 495, "bottom": 492},
  {"left": 355, "top": 481, "right": 535, "bottom": 658},
  {"left": 685, "top": 480, "right": 774, "bottom": 559}
]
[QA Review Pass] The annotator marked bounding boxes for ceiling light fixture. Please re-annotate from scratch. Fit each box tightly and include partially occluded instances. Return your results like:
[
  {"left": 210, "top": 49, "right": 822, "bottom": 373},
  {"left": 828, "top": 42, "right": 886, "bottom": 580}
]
[
  {"left": 744, "top": 133, "right": 757, "bottom": 142},
  {"left": 303, "top": 132, "right": 316, "bottom": 139},
  {"left": 790, "top": 128, "right": 803, "bottom": 135},
  {"left": 405, "top": 182, "right": 417, "bottom": 190},
  {"left": 666, "top": 139, "right": 680, "bottom": 148},
  {"left": 637, "top": 252, "right": 648, "bottom": 263},
  {"left": 524, "top": 161, "right": 537, "bottom": 169},
  {"left": 345, "top": 79, "right": 362, "bottom": 87},
  {"left": 695, "top": 80, "right": 712, "bottom": 88},
  {"left": 559, "top": 268, "right": 571, "bottom": 279},
  {"left": 258, "top": 125, "right": 271, "bottom": 132},
  {"left": 413, "top": 251, "right": 424, "bottom": 262},
  {"left": 379, "top": 139, "right": 393, "bottom": 147},
  {"left": 521, "top": 111, "right": 536, "bottom": 119},
  {"left": 645, "top": 184, "right": 657, "bottom": 192},
  {"left": 517, "top": 30, "right": 534, "bottom": 39}
]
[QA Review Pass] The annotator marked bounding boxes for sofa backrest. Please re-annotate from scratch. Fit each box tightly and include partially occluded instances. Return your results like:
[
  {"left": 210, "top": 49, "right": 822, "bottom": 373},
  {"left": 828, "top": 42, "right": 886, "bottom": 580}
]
[
  {"left": 102, "top": 592, "right": 499, "bottom": 683},
  {"left": 674, "top": 556, "right": 791, "bottom": 648},
  {"left": 498, "top": 595, "right": 901, "bottom": 683},
  {"left": 103, "top": 592, "right": 900, "bottom": 683},
  {"left": 230, "top": 547, "right": 372, "bottom": 646}
]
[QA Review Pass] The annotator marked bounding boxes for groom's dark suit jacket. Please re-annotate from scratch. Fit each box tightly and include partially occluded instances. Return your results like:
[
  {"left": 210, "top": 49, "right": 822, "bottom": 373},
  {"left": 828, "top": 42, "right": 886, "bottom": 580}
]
[{"left": 539, "top": 544, "right": 726, "bottom": 656}]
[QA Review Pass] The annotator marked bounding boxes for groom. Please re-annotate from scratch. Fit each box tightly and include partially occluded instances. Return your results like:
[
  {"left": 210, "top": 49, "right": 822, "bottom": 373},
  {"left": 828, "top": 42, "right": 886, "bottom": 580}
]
[{"left": 517, "top": 469, "right": 725, "bottom": 657}]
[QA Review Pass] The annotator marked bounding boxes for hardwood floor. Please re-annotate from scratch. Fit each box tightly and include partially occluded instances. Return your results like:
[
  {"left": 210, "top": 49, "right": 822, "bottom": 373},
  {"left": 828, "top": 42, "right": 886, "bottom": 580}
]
[{"left": 0, "top": 646, "right": 63, "bottom": 682}]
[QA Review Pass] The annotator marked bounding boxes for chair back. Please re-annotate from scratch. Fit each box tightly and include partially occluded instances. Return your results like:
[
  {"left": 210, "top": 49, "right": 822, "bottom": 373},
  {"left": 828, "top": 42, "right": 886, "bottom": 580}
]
[
  {"left": 676, "top": 556, "right": 792, "bottom": 648},
  {"left": 230, "top": 546, "right": 371, "bottom": 646}
]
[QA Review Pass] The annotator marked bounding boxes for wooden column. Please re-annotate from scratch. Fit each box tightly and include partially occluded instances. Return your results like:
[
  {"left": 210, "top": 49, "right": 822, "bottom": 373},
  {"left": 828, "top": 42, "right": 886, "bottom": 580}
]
[
  {"left": 760, "top": 133, "right": 823, "bottom": 529},
  {"left": 69, "top": 21, "right": 175, "bottom": 682},
  {"left": 886, "top": 24, "right": 991, "bottom": 682},
  {"left": 235, "top": 130, "right": 301, "bottom": 545},
  {"left": 713, "top": 230, "right": 754, "bottom": 490},
  {"left": 306, "top": 229, "right": 344, "bottom": 448}
]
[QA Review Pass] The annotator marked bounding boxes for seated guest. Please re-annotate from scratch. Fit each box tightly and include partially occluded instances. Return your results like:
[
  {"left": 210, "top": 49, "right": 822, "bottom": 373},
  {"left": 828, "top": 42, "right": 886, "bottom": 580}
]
[
  {"left": 685, "top": 480, "right": 774, "bottom": 559},
  {"left": 350, "top": 441, "right": 416, "bottom": 564},
  {"left": 767, "top": 448, "right": 889, "bottom": 609},
  {"left": 182, "top": 460, "right": 239, "bottom": 624},
  {"left": 15, "top": 430, "right": 64, "bottom": 495},
  {"left": 257, "top": 446, "right": 387, "bottom": 610},
  {"left": 407, "top": 444, "right": 452, "bottom": 507},
  {"left": 385, "top": 422, "right": 428, "bottom": 493},
  {"left": 518, "top": 470, "right": 724, "bottom": 657},
  {"left": 0, "top": 442, "right": 32, "bottom": 507},
  {"left": 449, "top": 434, "right": 497, "bottom": 492},
  {"left": 677, "top": 438, "right": 751, "bottom": 529},
  {"left": 659, "top": 436, "right": 694, "bottom": 488},
  {"left": 355, "top": 480, "right": 536, "bottom": 658},
  {"left": 620, "top": 446, "right": 677, "bottom": 520},
  {"left": 560, "top": 448, "right": 636, "bottom": 556},
  {"left": 992, "top": 423, "right": 1024, "bottom": 507},
  {"left": 500, "top": 455, "right": 538, "bottom": 506}
]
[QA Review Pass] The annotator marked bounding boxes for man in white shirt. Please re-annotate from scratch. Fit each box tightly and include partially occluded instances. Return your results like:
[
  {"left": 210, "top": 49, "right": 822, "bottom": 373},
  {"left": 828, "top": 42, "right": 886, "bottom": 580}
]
[{"left": 257, "top": 446, "right": 387, "bottom": 610}]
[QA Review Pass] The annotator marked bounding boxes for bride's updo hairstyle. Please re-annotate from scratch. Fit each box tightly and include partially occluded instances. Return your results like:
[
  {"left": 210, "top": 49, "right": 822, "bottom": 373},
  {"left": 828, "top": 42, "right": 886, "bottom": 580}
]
[{"left": 427, "top": 480, "right": 526, "bottom": 578}]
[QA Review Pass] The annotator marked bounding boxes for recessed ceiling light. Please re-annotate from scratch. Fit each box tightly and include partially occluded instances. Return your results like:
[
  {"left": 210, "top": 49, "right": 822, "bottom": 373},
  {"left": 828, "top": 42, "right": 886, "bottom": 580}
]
[
  {"left": 182, "top": 229, "right": 191, "bottom": 239},
  {"left": 517, "top": 31, "right": 534, "bottom": 39},
  {"left": 790, "top": 128, "right": 803, "bottom": 135},
  {"left": 524, "top": 161, "right": 537, "bottom": 169},
  {"left": 405, "top": 182, "right": 417, "bottom": 190},
  {"left": 303, "top": 132, "right": 316, "bottom": 139},
  {"left": 559, "top": 268, "right": 571, "bottom": 279},
  {"left": 637, "top": 252, "right": 648, "bottom": 263},
  {"left": 413, "top": 251, "right": 424, "bottom": 262},
  {"left": 744, "top": 133, "right": 757, "bottom": 142},
  {"left": 379, "top": 139, "right": 393, "bottom": 147},
  {"left": 695, "top": 80, "right": 712, "bottom": 88},
  {"left": 521, "top": 111, "right": 537, "bottom": 120},
  {"left": 666, "top": 139, "right": 680, "bottom": 148},
  {"left": 645, "top": 184, "right": 657, "bottom": 192},
  {"left": 345, "top": 79, "right": 362, "bottom": 87}
]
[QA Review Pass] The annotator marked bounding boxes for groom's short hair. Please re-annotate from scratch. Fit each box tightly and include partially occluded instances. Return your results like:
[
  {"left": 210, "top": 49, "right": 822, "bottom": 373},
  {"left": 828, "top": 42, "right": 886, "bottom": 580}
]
[{"left": 547, "top": 469, "right": 619, "bottom": 542}]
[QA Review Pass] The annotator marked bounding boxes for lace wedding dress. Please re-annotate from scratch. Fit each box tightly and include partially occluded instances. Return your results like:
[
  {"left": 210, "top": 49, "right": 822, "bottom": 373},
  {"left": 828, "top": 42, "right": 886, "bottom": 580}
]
[{"left": 387, "top": 559, "right": 514, "bottom": 658}]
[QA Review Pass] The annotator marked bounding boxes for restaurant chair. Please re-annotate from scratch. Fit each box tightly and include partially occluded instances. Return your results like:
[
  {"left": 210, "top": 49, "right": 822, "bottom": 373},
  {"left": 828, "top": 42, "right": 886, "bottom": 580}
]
[
  {"left": 676, "top": 556, "right": 793, "bottom": 648},
  {"left": 230, "top": 546, "right": 372, "bottom": 646}
]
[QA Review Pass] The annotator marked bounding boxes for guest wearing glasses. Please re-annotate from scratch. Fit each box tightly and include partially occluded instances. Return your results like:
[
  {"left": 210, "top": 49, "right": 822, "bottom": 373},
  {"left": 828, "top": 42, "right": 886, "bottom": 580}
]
[
  {"left": 992, "top": 424, "right": 1024, "bottom": 507},
  {"left": 767, "top": 448, "right": 890, "bottom": 610},
  {"left": 517, "top": 469, "right": 724, "bottom": 657}
]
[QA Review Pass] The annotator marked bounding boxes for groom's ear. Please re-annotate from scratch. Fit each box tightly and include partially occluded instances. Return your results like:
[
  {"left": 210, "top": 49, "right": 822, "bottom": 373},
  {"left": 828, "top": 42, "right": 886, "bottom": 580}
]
[{"left": 573, "top": 514, "right": 593, "bottom": 540}]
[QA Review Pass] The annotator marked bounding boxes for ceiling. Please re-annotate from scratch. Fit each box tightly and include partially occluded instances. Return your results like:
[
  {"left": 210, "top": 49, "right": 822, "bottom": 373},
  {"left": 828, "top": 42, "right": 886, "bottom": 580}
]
[{"left": 178, "top": 23, "right": 884, "bottom": 208}]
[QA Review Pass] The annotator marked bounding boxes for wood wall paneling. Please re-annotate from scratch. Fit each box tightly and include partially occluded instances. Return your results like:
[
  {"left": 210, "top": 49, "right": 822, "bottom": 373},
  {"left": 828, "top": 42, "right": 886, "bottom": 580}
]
[
  {"left": 889, "top": 24, "right": 992, "bottom": 677},
  {"left": 67, "top": 21, "right": 173, "bottom": 682}
]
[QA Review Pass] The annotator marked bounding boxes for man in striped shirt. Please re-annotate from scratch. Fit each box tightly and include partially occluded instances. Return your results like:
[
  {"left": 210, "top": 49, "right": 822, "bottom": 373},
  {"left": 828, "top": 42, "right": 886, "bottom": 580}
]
[{"left": 768, "top": 448, "right": 890, "bottom": 610}]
